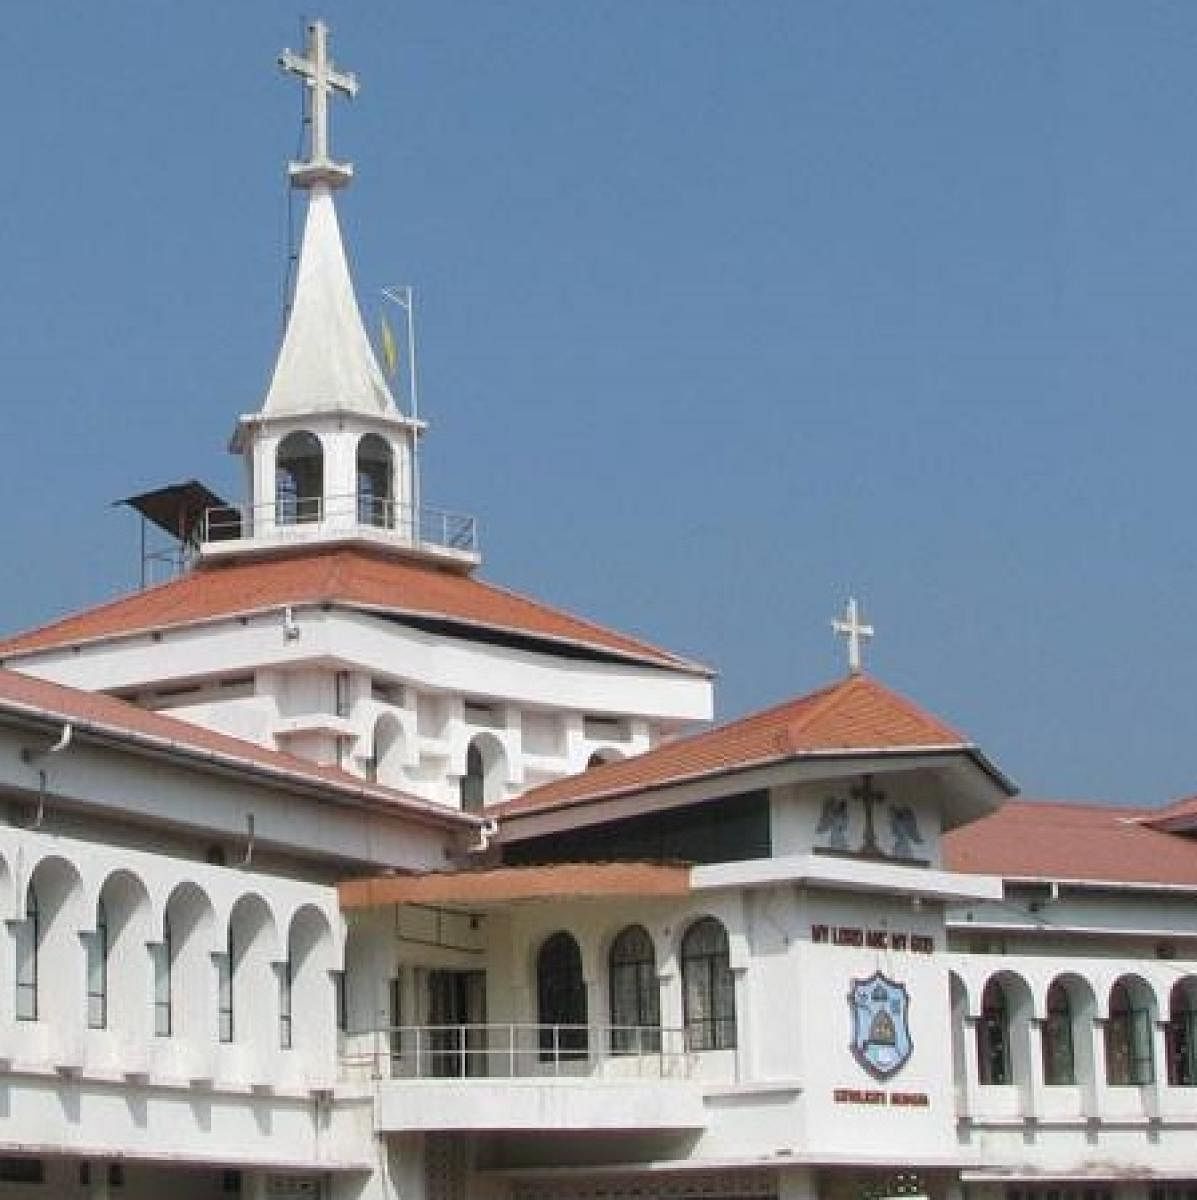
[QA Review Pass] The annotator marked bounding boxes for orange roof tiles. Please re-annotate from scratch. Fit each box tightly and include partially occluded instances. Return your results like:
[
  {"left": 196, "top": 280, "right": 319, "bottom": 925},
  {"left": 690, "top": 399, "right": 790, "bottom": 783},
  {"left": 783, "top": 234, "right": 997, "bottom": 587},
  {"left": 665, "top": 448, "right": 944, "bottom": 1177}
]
[
  {"left": 1138, "top": 793, "right": 1197, "bottom": 832},
  {"left": 0, "top": 667, "right": 471, "bottom": 830},
  {"left": 0, "top": 548, "right": 705, "bottom": 674},
  {"left": 339, "top": 861, "right": 692, "bottom": 908},
  {"left": 500, "top": 673, "right": 974, "bottom": 819},
  {"left": 944, "top": 799, "right": 1197, "bottom": 888}
]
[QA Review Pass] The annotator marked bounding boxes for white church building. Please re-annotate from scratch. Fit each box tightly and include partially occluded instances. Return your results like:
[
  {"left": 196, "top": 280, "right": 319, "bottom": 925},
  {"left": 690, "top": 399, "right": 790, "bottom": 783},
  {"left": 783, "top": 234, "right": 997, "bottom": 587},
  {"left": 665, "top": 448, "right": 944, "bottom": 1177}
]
[{"left": 0, "top": 19, "right": 1194, "bottom": 1200}]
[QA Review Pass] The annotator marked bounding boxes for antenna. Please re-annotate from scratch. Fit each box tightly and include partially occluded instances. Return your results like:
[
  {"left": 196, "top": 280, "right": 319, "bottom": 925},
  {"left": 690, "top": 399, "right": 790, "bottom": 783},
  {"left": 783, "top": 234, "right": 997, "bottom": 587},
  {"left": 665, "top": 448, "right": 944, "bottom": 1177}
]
[{"left": 381, "top": 285, "right": 422, "bottom": 524}]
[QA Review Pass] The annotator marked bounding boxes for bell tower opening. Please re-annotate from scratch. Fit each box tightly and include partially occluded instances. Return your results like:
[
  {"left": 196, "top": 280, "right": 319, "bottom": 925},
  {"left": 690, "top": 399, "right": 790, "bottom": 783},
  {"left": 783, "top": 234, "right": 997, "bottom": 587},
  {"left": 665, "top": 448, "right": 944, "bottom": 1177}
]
[
  {"left": 276, "top": 431, "right": 324, "bottom": 525},
  {"left": 357, "top": 434, "right": 394, "bottom": 529}
]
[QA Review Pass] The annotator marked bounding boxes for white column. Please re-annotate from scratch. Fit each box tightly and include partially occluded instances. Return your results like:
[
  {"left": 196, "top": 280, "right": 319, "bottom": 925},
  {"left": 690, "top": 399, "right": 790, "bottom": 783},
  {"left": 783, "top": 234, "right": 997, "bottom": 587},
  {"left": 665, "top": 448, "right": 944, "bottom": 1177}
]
[{"left": 1024, "top": 1017, "right": 1046, "bottom": 1121}]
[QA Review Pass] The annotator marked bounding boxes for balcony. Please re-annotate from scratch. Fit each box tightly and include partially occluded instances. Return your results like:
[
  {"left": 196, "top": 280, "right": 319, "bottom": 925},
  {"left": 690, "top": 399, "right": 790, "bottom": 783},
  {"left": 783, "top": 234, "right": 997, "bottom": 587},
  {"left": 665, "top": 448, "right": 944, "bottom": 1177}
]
[
  {"left": 199, "top": 494, "right": 480, "bottom": 569},
  {"left": 344, "top": 1023, "right": 706, "bottom": 1133}
]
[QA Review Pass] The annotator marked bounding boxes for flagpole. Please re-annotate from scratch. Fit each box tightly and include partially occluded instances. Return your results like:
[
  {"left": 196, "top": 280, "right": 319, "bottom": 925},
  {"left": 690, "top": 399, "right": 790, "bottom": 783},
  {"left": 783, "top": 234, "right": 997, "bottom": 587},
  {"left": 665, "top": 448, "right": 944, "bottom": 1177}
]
[
  {"left": 404, "top": 286, "right": 422, "bottom": 531},
  {"left": 382, "top": 285, "right": 422, "bottom": 541}
]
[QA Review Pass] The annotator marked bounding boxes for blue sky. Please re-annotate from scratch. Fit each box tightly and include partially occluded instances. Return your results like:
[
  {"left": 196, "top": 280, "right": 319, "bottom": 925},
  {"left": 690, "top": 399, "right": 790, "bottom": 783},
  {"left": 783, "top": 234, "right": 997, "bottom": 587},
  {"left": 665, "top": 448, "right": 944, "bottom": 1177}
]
[{"left": 2, "top": 2, "right": 1196, "bottom": 805}]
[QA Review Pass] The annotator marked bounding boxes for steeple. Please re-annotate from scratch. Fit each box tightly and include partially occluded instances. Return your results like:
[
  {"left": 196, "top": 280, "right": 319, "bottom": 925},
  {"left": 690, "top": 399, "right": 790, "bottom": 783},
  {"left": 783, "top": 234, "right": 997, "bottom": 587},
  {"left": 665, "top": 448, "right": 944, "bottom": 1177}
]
[
  {"left": 260, "top": 185, "right": 399, "bottom": 419},
  {"left": 204, "top": 20, "right": 479, "bottom": 572}
]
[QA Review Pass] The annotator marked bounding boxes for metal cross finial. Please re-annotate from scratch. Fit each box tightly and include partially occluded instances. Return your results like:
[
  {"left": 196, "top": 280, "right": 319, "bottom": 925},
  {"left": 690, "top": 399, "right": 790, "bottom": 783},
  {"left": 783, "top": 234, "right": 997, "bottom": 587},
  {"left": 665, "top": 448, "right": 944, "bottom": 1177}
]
[
  {"left": 279, "top": 19, "right": 359, "bottom": 188},
  {"left": 832, "top": 596, "right": 874, "bottom": 675}
]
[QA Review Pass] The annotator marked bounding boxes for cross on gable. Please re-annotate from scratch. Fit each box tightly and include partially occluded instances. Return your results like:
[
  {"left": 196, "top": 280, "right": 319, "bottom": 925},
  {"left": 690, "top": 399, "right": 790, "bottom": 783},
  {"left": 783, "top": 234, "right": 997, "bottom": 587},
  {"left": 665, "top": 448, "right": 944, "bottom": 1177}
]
[
  {"left": 851, "top": 773, "right": 885, "bottom": 855},
  {"left": 831, "top": 596, "right": 874, "bottom": 676},
  {"left": 279, "top": 19, "right": 359, "bottom": 188}
]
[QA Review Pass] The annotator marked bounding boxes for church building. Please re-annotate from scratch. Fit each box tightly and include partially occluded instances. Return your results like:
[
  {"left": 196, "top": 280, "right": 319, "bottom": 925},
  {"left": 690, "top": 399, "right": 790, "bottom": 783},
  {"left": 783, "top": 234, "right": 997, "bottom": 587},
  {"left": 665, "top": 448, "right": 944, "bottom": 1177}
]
[{"left": 0, "top": 19, "right": 1193, "bottom": 1200}]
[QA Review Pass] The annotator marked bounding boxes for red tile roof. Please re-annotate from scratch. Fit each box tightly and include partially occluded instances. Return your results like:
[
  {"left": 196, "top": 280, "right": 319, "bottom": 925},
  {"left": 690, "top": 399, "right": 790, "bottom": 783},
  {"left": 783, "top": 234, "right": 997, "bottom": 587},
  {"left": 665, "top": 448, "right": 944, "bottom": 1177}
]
[
  {"left": 1137, "top": 792, "right": 1197, "bottom": 832},
  {"left": 944, "top": 799, "right": 1197, "bottom": 888},
  {"left": 339, "top": 861, "right": 692, "bottom": 908},
  {"left": 0, "top": 548, "right": 706, "bottom": 674},
  {"left": 0, "top": 667, "right": 472, "bottom": 831},
  {"left": 499, "top": 673, "right": 976, "bottom": 819}
]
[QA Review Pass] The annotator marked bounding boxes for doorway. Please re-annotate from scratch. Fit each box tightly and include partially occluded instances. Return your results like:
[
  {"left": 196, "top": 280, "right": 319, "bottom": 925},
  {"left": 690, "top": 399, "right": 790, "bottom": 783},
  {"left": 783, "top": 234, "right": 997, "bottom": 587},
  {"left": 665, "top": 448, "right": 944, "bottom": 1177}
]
[{"left": 426, "top": 969, "right": 486, "bottom": 1077}]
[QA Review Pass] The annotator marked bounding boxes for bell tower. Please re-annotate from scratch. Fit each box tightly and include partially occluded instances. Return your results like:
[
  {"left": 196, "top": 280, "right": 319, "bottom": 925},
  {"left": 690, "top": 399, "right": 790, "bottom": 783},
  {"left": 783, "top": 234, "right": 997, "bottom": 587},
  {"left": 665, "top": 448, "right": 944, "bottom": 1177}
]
[{"left": 204, "top": 21, "right": 478, "bottom": 571}]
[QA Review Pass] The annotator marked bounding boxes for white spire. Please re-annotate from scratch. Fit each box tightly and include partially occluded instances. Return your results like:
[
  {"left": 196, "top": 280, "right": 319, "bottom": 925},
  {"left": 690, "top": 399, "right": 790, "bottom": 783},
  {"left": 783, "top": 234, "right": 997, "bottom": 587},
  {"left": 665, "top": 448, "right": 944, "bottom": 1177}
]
[{"left": 260, "top": 184, "right": 398, "bottom": 418}]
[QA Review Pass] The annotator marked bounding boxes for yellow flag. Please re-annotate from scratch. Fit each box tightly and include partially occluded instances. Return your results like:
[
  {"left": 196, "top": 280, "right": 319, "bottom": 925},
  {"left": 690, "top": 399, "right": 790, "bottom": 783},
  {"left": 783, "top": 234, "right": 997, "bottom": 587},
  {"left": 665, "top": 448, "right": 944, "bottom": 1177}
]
[{"left": 379, "top": 313, "right": 399, "bottom": 378}]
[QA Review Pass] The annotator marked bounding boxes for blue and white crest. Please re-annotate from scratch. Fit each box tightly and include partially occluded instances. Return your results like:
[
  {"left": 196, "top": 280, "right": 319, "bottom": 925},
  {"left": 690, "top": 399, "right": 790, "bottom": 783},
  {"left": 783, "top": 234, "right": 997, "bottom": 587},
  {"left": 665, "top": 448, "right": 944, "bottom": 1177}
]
[{"left": 848, "top": 972, "right": 912, "bottom": 1079}]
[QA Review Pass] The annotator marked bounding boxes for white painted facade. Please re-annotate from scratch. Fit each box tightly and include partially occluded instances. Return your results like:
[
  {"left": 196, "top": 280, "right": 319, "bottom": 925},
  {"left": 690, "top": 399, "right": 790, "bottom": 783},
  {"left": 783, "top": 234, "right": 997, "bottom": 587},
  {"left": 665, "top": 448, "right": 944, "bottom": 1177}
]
[{"left": 0, "top": 17, "right": 1195, "bottom": 1200}]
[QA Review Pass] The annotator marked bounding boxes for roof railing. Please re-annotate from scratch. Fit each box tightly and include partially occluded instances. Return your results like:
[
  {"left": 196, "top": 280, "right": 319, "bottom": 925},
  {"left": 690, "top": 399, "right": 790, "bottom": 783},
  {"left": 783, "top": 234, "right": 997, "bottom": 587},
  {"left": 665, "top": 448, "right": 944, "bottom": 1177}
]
[{"left": 201, "top": 494, "right": 479, "bottom": 558}]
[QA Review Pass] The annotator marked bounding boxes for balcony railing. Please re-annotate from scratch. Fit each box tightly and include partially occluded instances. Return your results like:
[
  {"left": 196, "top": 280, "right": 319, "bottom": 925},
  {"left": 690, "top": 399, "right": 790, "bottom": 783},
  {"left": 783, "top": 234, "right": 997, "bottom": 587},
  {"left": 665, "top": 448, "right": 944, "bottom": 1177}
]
[
  {"left": 343, "top": 1023, "right": 692, "bottom": 1082},
  {"left": 201, "top": 494, "right": 479, "bottom": 558}
]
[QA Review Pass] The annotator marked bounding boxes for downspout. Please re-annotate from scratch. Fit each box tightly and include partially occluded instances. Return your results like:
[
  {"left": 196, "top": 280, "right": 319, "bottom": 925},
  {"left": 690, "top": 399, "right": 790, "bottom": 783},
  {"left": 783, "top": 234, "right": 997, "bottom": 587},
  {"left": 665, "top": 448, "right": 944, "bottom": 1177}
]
[{"left": 19, "top": 722, "right": 73, "bottom": 830}]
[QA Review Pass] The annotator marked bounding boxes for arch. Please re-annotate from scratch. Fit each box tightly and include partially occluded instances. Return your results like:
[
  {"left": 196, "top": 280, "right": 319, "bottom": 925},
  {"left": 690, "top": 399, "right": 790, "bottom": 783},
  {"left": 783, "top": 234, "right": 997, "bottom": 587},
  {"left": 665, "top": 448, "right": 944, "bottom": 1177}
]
[
  {"left": 19, "top": 856, "right": 84, "bottom": 1026},
  {"left": 681, "top": 915, "right": 736, "bottom": 1052},
  {"left": 284, "top": 904, "right": 336, "bottom": 1057},
  {"left": 975, "top": 972, "right": 1032, "bottom": 1085},
  {"left": 92, "top": 869, "right": 152, "bottom": 1039},
  {"left": 1106, "top": 974, "right": 1156, "bottom": 1085},
  {"left": 371, "top": 712, "right": 405, "bottom": 785},
  {"left": 1042, "top": 972, "right": 1095, "bottom": 1087},
  {"left": 276, "top": 430, "right": 324, "bottom": 525},
  {"left": 1167, "top": 977, "right": 1197, "bottom": 1086},
  {"left": 536, "top": 930, "right": 587, "bottom": 1061},
  {"left": 608, "top": 924, "right": 659, "bottom": 1054},
  {"left": 356, "top": 433, "right": 394, "bottom": 528},
  {"left": 221, "top": 893, "right": 280, "bottom": 1056},
  {"left": 460, "top": 733, "right": 506, "bottom": 814},
  {"left": 162, "top": 881, "right": 216, "bottom": 1045},
  {"left": 1042, "top": 979, "right": 1073, "bottom": 1085}
]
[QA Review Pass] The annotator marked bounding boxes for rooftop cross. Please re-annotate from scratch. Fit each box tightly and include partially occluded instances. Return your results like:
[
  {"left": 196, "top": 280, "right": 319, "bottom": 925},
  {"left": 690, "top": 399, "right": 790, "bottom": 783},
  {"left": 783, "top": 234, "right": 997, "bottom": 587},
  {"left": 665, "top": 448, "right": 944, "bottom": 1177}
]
[
  {"left": 832, "top": 596, "right": 874, "bottom": 676},
  {"left": 279, "top": 19, "right": 359, "bottom": 188}
]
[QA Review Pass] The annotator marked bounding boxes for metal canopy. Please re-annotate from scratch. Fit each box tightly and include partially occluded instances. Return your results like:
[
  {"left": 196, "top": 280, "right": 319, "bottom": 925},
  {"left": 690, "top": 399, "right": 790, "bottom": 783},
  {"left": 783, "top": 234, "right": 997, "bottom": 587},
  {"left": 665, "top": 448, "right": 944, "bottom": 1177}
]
[{"left": 117, "top": 480, "right": 231, "bottom": 543}]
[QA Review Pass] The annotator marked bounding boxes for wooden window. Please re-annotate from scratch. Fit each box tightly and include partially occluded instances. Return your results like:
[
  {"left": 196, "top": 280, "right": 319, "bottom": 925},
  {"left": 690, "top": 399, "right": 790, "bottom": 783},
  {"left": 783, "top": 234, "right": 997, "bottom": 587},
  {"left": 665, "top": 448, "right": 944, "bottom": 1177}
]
[
  {"left": 681, "top": 916, "right": 736, "bottom": 1051},
  {"left": 1106, "top": 981, "right": 1153, "bottom": 1085},
  {"left": 977, "top": 979, "right": 1011, "bottom": 1084},
  {"left": 1042, "top": 981, "right": 1075, "bottom": 1085},
  {"left": 537, "top": 931, "right": 587, "bottom": 1061},
  {"left": 608, "top": 925, "right": 660, "bottom": 1054}
]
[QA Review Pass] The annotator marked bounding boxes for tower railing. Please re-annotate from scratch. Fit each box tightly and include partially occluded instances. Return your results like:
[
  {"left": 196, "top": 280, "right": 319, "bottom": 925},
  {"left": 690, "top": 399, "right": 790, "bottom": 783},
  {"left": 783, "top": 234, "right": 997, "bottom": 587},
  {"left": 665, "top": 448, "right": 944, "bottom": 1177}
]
[{"left": 201, "top": 494, "right": 479, "bottom": 557}]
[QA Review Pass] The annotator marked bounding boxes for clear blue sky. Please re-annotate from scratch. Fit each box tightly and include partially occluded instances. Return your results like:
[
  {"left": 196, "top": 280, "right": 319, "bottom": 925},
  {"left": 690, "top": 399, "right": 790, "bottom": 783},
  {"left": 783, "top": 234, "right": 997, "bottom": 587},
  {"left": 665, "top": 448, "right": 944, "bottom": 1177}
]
[{"left": 2, "top": 2, "right": 1195, "bottom": 806}]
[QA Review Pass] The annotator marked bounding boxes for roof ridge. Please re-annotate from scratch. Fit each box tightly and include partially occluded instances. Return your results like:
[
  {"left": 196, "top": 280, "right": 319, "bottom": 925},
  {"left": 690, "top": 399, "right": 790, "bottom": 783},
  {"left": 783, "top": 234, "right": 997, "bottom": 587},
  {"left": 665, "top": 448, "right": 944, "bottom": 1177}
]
[{"left": 779, "top": 673, "right": 863, "bottom": 750}]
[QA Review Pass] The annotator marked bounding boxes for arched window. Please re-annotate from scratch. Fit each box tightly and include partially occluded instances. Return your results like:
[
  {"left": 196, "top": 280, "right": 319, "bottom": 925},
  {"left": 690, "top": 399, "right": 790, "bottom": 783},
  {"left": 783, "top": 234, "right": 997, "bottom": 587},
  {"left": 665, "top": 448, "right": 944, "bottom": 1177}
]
[
  {"left": 1167, "top": 982, "right": 1197, "bottom": 1086},
  {"left": 609, "top": 925, "right": 659, "bottom": 1055},
  {"left": 536, "top": 931, "right": 587, "bottom": 1061},
  {"left": 275, "top": 430, "right": 323, "bottom": 525},
  {"left": 460, "top": 742, "right": 485, "bottom": 815},
  {"left": 218, "top": 924, "right": 235, "bottom": 1043},
  {"left": 681, "top": 916, "right": 736, "bottom": 1051},
  {"left": 356, "top": 434, "right": 394, "bottom": 528},
  {"left": 1042, "top": 981, "right": 1075, "bottom": 1085},
  {"left": 1106, "top": 980, "right": 1154, "bottom": 1085},
  {"left": 153, "top": 913, "right": 172, "bottom": 1037},
  {"left": 87, "top": 899, "right": 109, "bottom": 1029},
  {"left": 15, "top": 883, "right": 39, "bottom": 1021},
  {"left": 977, "top": 979, "right": 1011, "bottom": 1084}
]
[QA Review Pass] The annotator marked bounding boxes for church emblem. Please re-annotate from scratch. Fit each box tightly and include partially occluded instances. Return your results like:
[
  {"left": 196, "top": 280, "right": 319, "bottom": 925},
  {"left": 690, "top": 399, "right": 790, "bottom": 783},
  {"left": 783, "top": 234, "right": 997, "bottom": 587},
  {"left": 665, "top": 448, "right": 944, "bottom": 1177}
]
[{"left": 849, "top": 972, "right": 912, "bottom": 1079}]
